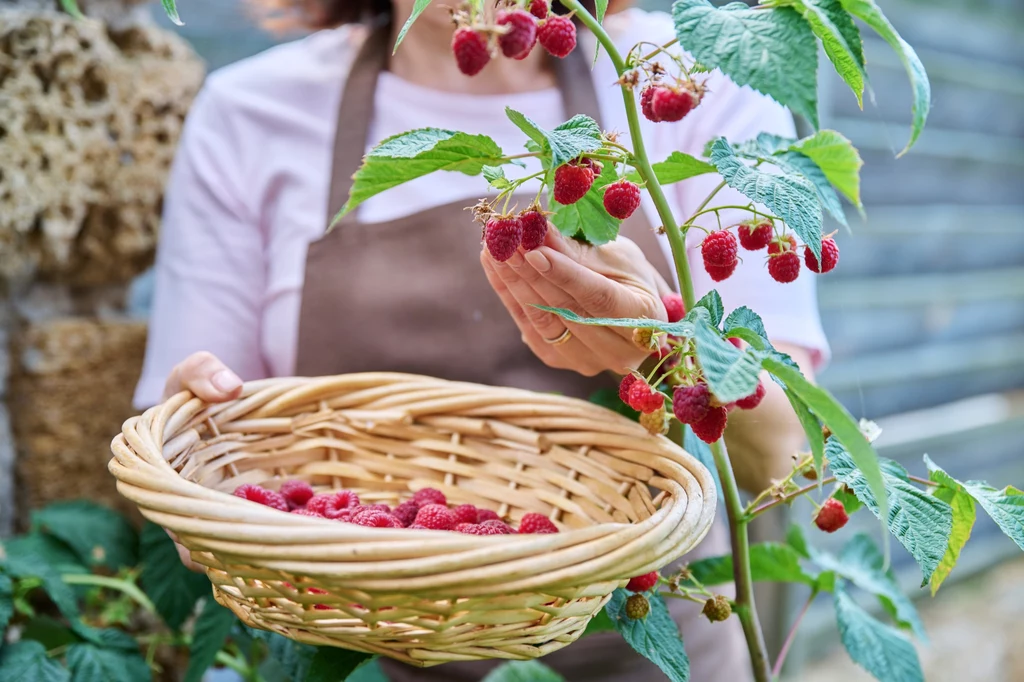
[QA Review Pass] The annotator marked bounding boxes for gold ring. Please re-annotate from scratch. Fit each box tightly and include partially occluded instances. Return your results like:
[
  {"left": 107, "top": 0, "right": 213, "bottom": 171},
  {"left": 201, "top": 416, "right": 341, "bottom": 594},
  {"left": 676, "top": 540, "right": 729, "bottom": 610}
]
[{"left": 545, "top": 329, "right": 573, "bottom": 346}]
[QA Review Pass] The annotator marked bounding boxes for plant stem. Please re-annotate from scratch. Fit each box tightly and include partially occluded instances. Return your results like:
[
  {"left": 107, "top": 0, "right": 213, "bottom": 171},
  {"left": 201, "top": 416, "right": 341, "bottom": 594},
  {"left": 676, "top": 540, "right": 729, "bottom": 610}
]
[
  {"left": 215, "top": 651, "right": 252, "bottom": 677},
  {"left": 745, "top": 477, "right": 836, "bottom": 520},
  {"left": 61, "top": 573, "right": 157, "bottom": 614},
  {"left": 772, "top": 589, "right": 817, "bottom": 679}
]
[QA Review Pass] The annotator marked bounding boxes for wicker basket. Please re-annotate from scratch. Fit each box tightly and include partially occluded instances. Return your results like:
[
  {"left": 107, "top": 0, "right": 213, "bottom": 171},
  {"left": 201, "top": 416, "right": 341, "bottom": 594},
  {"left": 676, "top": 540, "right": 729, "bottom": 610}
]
[{"left": 109, "top": 373, "right": 717, "bottom": 667}]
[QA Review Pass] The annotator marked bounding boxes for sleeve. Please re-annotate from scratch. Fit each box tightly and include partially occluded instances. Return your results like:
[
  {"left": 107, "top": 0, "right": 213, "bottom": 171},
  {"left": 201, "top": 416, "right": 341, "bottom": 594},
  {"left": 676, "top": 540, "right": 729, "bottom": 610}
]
[{"left": 132, "top": 81, "right": 270, "bottom": 409}]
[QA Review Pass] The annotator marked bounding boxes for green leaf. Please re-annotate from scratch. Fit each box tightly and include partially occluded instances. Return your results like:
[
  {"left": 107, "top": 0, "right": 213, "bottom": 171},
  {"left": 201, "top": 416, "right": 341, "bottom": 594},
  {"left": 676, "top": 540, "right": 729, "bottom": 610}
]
[
  {"left": 338, "top": 129, "right": 507, "bottom": 220},
  {"left": 507, "top": 109, "right": 602, "bottom": 168},
  {"left": 834, "top": 585, "right": 924, "bottom": 682},
  {"left": 550, "top": 160, "right": 621, "bottom": 245},
  {"left": 482, "top": 165, "right": 512, "bottom": 190},
  {"left": 394, "top": 0, "right": 432, "bottom": 53},
  {"left": 791, "top": 0, "right": 865, "bottom": 106},
  {"left": 828, "top": 441, "right": 952, "bottom": 583},
  {"left": 533, "top": 307, "right": 696, "bottom": 338},
  {"left": 344, "top": 660, "right": 389, "bottom": 682},
  {"left": 683, "top": 425, "right": 723, "bottom": 503},
  {"left": 247, "top": 629, "right": 317, "bottom": 681},
  {"left": 161, "top": 0, "right": 183, "bottom": 25},
  {"left": 606, "top": 590, "right": 689, "bottom": 682},
  {"left": 723, "top": 306, "right": 766, "bottom": 340},
  {"left": 482, "top": 660, "right": 567, "bottom": 682},
  {"left": 839, "top": 0, "right": 930, "bottom": 155},
  {"left": 0, "top": 573, "right": 13, "bottom": 631},
  {"left": 693, "top": 322, "right": 762, "bottom": 404},
  {"left": 790, "top": 130, "right": 864, "bottom": 208},
  {"left": 923, "top": 456, "right": 976, "bottom": 594},
  {"left": 307, "top": 648, "right": 376, "bottom": 682},
  {"left": 786, "top": 523, "right": 811, "bottom": 557},
  {"left": 784, "top": 389, "right": 825, "bottom": 479},
  {"left": 66, "top": 643, "right": 150, "bottom": 682},
  {"left": 772, "top": 151, "right": 848, "bottom": 228},
  {"left": 689, "top": 290, "right": 724, "bottom": 327},
  {"left": 962, "top": 483, "right": 1024, "bottom": 552},
  {"left": 139, "top": 523, "right": 211, "bottom": 630},
  {"left": 672, "top": 0, "right": 819, "bottom": 127},
  {"left": 0, "top": 640, "right": 70, "bottom": 682},
  {"left": 709, "top": 138, "right": 823, "bottom": 259},
  {"left": 832, "top": 483, "right": 864, "bottom": 516},
  {"left": 687, "top": 543, "right": 817, "bottom": 587},
  {"left": 59, "top": 0, "right": 85, "bottom": 19},
  {"left": 183, "top": 600, "right": 236, "bottom": 682},
  {"left": 630, "top": 152, "right": 715, "bottom": 186},
  {"left": 32, "top": 502, "right": 138, "bottom": 571},
  {"left": 3, "top": 534, "right": 86, "bottom": 628},
  {"left": 583, "top": 608, "right": 617, "bottom": 636}
]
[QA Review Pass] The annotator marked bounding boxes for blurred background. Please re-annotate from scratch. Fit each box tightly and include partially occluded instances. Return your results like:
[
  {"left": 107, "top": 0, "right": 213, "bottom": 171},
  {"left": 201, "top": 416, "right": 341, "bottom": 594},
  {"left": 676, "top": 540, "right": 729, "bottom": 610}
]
[{"left": 1, "top": 0, "right": 1022, "bottom": 679}]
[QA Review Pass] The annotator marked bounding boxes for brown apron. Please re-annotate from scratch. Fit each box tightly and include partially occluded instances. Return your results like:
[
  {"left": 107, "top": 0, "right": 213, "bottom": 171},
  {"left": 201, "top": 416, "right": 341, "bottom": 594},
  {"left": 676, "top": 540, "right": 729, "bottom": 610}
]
[{"left": 295, "top": 24, "right": 750, "bottom": 682}]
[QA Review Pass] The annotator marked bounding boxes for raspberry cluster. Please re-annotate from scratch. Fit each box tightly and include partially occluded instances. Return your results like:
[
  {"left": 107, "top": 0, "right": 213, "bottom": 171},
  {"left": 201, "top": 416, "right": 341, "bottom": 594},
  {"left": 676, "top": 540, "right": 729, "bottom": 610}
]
[
  {"left": 483, "top": 205, "right": 548, "bottom": 261},
  {"left": 452, "top": 3, "right": 576, "bottom": 77},
  {"left": 669, "top": 378, "right": 766, "bottom": 444},
  {"left": 702, "top": 221, "right": 840, "bottom": 284}
]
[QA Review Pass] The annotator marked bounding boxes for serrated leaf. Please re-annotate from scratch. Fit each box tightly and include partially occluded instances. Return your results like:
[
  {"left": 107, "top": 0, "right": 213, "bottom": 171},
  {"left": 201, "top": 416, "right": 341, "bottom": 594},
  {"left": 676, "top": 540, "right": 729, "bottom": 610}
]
[
  {"left": 3, "top": 534, "right": 86, "bottom": 627},
  {"left": 507, "top": 109, "right": 602, "bottom": 168},
  {"left": 629, "top": 152, "right": 715, "bottom": 185},
  {"left": 790, "top": 130, "right": 864, "bottom": 208},
  {"left": 693, "top": 321, "right": 762, "bottom": 404},
  {"left": 672, "top": 0, "right": 819, "bottom": 127},
  {"left": 66, "top": 643, "right": 150, "bottom": 682},
  {"left": 723, "top": 306, "right": 766, "bottom": 339},
  {"left": 306, "top": 648, "right": 375, "bottom": 682},
  {"left": 183, "top": 600, "right": 236, "bottom": 682},
  {"left": 828, "top": 440, "right": 952, "bottom": 583},
  {"left": 394, "top": 0, "right": 431, "bottom": 52},
  {"left": 923, "top": 456, "right": 976, "bottom": 594},
  {"left": 606, "top": 590, "right": 689, "bottom": 682},
  {"left": 0, "top": 640, "right": 70, "bottom": 682},
  {"left": 533, "top": 307, "right": 696, "bottom": 338},
  {"left": 247, "top": 628, "right": 317, "bottom": 681},
  {"left": 839, "top": 0, "right": 930, "bottom": 155},
  {"left": 139, "top": 523, "right": 210, "bottom": 630},
  {"left": 772, "top": 151, "right": 848, "bottom": 227},
  {"left": 337, "top": 129, "right": 506, "bottom": 220},
  {"left": 709, "top": 138, "right": 823, "bottom": 259},
  {"left": 686, "top": 543, "right": 817, "bottom": 587},
  {"left": 834, "top": 585, "right": 924, "bottom": 682},
  {"left": 791, "top": 0, "right": 865, "bottom": 106},
  {"left": 550, "top": 160, "right": 621, "bottom": 244},
  {"left": 32, "top": 502, "right": 138, "bottom": 571},
  {"left": 0, "top": 573, "right": 12, "bottom": 631},
  {"left": 689, "top": 290, "right": 724, "bottom": 327},
  {"left": 962, "top": 484, "right": 1024, "bottom": 551},
  {"left": 786, "top": 523, "right": 811, "bottom": 558},
  {"left": 721, "top": 305, "right": 801, "bottom": 381},
  {"left": 683, "top": 425, "right": 723, "bottom": 503},
  {"left": 483, "top": 660, "right": 567, "bottom": 682},
  {"left": 161, "top": 0, "right": 183, "bottom": 25}
]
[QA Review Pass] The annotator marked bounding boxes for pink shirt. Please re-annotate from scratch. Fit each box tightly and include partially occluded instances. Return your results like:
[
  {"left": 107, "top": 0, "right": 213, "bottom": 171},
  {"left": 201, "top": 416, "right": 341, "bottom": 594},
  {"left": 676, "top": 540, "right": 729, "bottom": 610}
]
[{"left": 134, "top": 9, "right": 829, "bottom": 409}]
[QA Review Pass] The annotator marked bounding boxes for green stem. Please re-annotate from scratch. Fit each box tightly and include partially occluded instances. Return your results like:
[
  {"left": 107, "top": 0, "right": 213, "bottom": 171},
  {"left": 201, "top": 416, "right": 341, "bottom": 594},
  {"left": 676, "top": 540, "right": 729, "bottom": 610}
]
[
  {"left": 687, "top": 205, "right": 782, "bottom": 225},
  {"left": 772, "top": 588, "right": 817, "bottom": 679},
  {"left": 745, "top": 476, "right": 837, "bottom": 520},
  {"left": 215, "top": 651, "right": 251, "bottom": 677},
  {"left": 61, "top": 573, "right": 157, "bottom": 614}
]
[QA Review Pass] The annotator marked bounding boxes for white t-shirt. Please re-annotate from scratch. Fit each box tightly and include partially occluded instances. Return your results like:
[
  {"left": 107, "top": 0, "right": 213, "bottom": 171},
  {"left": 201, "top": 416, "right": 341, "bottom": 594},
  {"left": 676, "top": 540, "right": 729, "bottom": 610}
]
[{"left": 134, "top": 9, "right": 830, "bottom": 408}]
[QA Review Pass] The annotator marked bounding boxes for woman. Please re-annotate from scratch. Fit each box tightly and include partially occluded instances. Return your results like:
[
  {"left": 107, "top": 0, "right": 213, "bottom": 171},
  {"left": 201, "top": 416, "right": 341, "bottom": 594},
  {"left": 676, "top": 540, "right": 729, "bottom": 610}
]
[{"left": 137, "top": 1, "right": 829, "bottom": 679}]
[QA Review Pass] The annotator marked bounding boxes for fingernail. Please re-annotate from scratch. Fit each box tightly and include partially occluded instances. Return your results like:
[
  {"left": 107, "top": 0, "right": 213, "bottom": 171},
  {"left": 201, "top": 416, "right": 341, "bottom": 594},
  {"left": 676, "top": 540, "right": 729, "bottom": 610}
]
[
  {"left": 212, "top": 369, "right": 242, "bottom": 392},
  {"left": 525, "top": 249, "right": 551, "bottom": 273},
  {"left": 507, "top": 251, "right": 525, "bottom": 268}
]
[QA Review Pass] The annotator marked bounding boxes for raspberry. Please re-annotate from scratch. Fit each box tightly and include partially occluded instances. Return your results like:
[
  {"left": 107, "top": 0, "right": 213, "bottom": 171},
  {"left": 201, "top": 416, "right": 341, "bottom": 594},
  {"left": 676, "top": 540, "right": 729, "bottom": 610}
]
[
  {"left": 738, "top": 221, "right": 772, "bottom": 251},
  {"left": 457, "top": 522, "right": 508, "bottom": 536},
  {"left": 639, "top": 389, "right": 665, "bottom": 414},
  {"left": 484, "top": 214, "right": 523, "bottom": 262},
  {"left": 479, "top": 519, "right": 514, "bottom": 534},
  {"left": 701, "top": 230, "right": 738, "bottom": 270},
  {"left": 662, "top": 293, "right": 685, "bottom": 323},
  {"left": 392, "top": 501, "right": 420, "bottom": 527},
  {"left": 553, "top": 161, "right": 595, "bottom": 205},
  {"left": 476, "top": 509, "right": 501, "bottom": 523},
  {"left": 413, "top": 488, "right": 447, "bottom": 507},
  {"left": 768, "top": 251, "right": 801, "bottom": 283},
  {"left": 672, "top": 383, "right": 711, "bottom": 425},
  {"left": 497, "top": 9, "right": 538, "bottom": 60},
  {"left": 632, "top": 328, "right": 655, "bottom": 350},
  {"left": 639, "top": 407, "right": 668, "bottom": 435},
  {"left": 452, "top": 27, "right": 490, "bottom": 77},
  {"left": 518, "top": 208, "right": 548, "bottom": 251},
  {"left": 691, "top": 405, "right": 728, "bottom": 443},
  {"left": 602, "top": 180, "right": 642, "bottom": 220},
  {"left": 307, "top": 491, "right": 360, "bottom": 519},
  {"left": 625, "top": 594, "right": 650, "bottom": 620},
  {"left": 626, "top": 571, "right": 659, "bottom": 593},
  {"left": 407, "top": 524, "right": 430, "bottom": 530},
  {"left": 619, "top": 373, "right": 639, "bottom": 407},
  {"left": 735, "top": 381, "right": 766, "bottom": 410},
  {"left": 538, "top": 15, "right": 576, "bottom": 58},
  {"left": 518, "top": 513, "right": 559, "bottom": 534},
  {"left": 651, "top": 86, "right": 699, "bottom": 122},
  {"left": 352, "top": 509, "right": 402, "bottom": 528},
  {"left": 529, "top": 0, "right": 549, "bottom": 19},
  {"left": 727, "top": 337, "right": 743, "bottom": 349},
  {"left": 452, "top": 504, "right": 479, "bottom": 525},
  {"left": 814, "top": 498, "right": 849, "bottom": 533},
  {"left": 279, "top": 480, "right": 314, "bottom": 509},
  {"left": 640, "top": 86, "right": 660, "bottom": 122},
  {"left": 702, "top": 595, "right": 732, "bottom": 622},
  {"left": 627, "top": 379, "right": 660, "bottom": 413},
  {"left": 414, "top": 504, "right": 456, "bottom": 531},
  {"left": 705, "top": 262, "right": 736, "bottom": 282},
  {"left": 768, "top": 234, "right": 797, "bottom": 255},
  {"left": 361, "top": 503, "right": 391, "bottom": 514},
  {"left": 804, "top": 237, "right": 839, "bottom": 274},
  {"left": 291, "top": 508, "right": 323, "bottom": 517},
  {"left": 233, "top": 484, "right": 289, "bottom": 512}
]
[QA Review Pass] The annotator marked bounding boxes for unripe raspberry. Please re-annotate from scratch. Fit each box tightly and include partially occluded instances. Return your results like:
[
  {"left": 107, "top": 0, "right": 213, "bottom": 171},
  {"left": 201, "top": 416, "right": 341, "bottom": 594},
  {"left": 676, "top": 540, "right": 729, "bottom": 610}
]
[
  {"left": 538, "top": 15, "right": 576, "bottom": 58},
  {"left": 640, "top": 86, "right": 660, "bottom": 122},
  {"left": 414, "top": 504, "right": 457, "bottom": 531},
  {"left": 484, "top": 214, "right": 523, "bottom": 262},
  {"left": 701, "top": 230, "right": 738, "bottom": 269},
  {"left": 625, "top": 593, "right": 650, "bottom": 620},
  {"left": 497, "top": 9, "right": 538, "bottom": 60},
  {"left": 603, "top": 180, "right": 642, "bottom": 220},
  {"left": 413, "top": 488, "right": 447, "bottom": 507},
  {"left": 529, "top": 0, "right": 549, "bottom": 19},
  {"left": 662, "top": 292, "right": 685, "bottom": 323},
  {"left": 691, "top": 405, "right": 728, "bottom": 443},
  {"left": 518, "top": 512, "right": 559, "bottom": 534},
  {"left": 651, "top": 85, "right": 700, "bottom": 122},
  {"left": 553, "top": 161, "right": 595, "bottom": 205},
  {"left": 735, "top": 380, "right": 766, "bottom": 410},
  {"left": 619, "top": 373, "right": 639, "bottom": 407},
  {"left": 768, "top": 234, "right": 797, "bottom": 255},
  {"left": 632, "top": 327, "right": 655, "bottom": 350},
  {"left": 452, "top": 504, "right": 479, "bottom": 525},
  {"left": 451, "top": 27, "right": 490, "bottom": 76},
  {"left": 279, "top": 480, "right": 315, "bottom": 510},
  {"left": 518, "top": 207, "right": 548, "bottom": 251},
  {"left": 768, "top": 251, "right": 801, "bottom": 283},
  {"left": 738, "top": 221, "right": 773, "bottom": 251},
  {"left": 804, "top": 237, "right": 840, "bottom": 273},
  {"left": 640, "top": 407, "right": 668, "bottom": 435},
  {"left": 814, "top": 498, "right": 849, "bottom": 533},
  {"left": 702, "top": 595, "right": 732, "bottom": 622},
  {"left": 626, "top": 571, "right": 659, "bottom": 593},
  {"left": 672, "top": 383, "right": 711, "bottom": 425}
]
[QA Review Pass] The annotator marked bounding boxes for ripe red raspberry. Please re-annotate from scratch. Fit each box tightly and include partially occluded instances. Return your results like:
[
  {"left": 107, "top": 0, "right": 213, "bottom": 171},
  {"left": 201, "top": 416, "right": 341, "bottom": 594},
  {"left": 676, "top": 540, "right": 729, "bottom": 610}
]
[
  {"left": 414, "top": 504, "right": 456, "bottom": 531},
  {"left": 619, "top": 373, "right": 639, "bottom": 407},
  {"left": 640, "top": 86, "right": 660, "bottom": 122},
  {"left": 308, "top": 587, "right": 331, "bottom": 610},
  {"left": 702, "top": 595, "right": 732, "bottom": 622},
  {"left": 672, "top": 383, "right": 711, "bottom": 425},
  {"left": 529, "top": 0, "right": 549, "bottom": 19},
  {"left": 413, "top": 488, "right": 447, "bottom": 507},
  {"left": 640, "top": 407, "right": 668, "bottom": 435},
  {"left": 814, "top": 498, "right": 850, "bottom": 533},
  {"left": 518, "top": 208, "right": 548, "bottom": 251},
  {"left": 804, "top": 237, "right": 839, "bottom": 274},
  {"left": 638, "top": 389, "right": 665, "bottom": 414},
  {"left": 407, "top": 524, "right": 430, "bottom": 530},
  {"left": 452, "top": 504, "right": 479, "bottom": 525},
  {"left": 662, "top": 292, "right": 685, "bottom": 323},
  {"left": 279, "top": 480, "right": 314, "bottom": 510},
  {"left": 538, "top": 14, "right": 576, "bottom": 58},
  {"left": 768, "top": 251, "right": 801, "bottom": 283},
  {"left": 626, "top": 571, "right": 659, "bottom": 593},
  {"left": 484, "top": 214, "right": 523, "bottom": 262},
  {"left": 705, "top": 262, "right": 737, "bottom": 282},
  {"left": 291, "top": 508, "right": 323, "bottom": 517},
  {"left": 735, "top": 381, "right": 766, "bottom": 410},
  {"left": 457, "top": 522, "right": 508, "bottom": 536},
  {"left": 701, "top": 230, "right": 738, "bottom": 270},
  {"left": 352, "top": 509, "right": 402, "bottom": 528},
  {"left": 603, "top": 180, "right": 642, "bottom": 220},
  {"left": 625, "top": 593, "right": 650, "bottom": 620},
  {"left": 691, "top": 405, "right": 728, "bottom": 443},
  {"left": 307, "top": 491, "right": 360, "bottom": 519},
  {"left": 480, "top": 519, "right": 514, "bottom": 534},
  {"left": 738, "top": 221, "right": 772, "bottom": 251},
  {"left": 627, "top": 379, "right": 656, "bottom": 412},
  {"left": 497, "top": 9, "right": 538, "bottom": 60},
  {"left": 768, "top": 234, "right": 797, "bottom": 255},
  {"left": 651, "top": 86, "right": 699, "bottom": 122},
  {"left": 452, "top": 27, "right": 490, "bottom": 76},
  {"left": 392, "top": 501, "right": 420, "bottom": 527},
  {"left": 233, "top": 484, "right": 289, "bottom": 512},
  {"left": 518, "top": 513, "right": 559, "bottom": 534},
  {"left": 476, "top": 509, "right": 501, "bottom": 523},
  {"left": 553, "top": 161, "right": 595, "bottom": 205}
]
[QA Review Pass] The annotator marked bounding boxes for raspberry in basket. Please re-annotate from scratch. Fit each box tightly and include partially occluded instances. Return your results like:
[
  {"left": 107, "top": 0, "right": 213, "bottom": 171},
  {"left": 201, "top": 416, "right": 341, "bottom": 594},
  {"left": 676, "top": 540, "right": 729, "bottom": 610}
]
[
  {"left": 518, "top": 513, "right": 558, "bottom": 534},
  {"left": 476, "top": 508, "right": 502, "bottom": 522},
  {"left": 353, "top": 509, "right": 402, "bottom": 528},
  {"left": 233, "top": 484, "right": 289, "bottom": 512},
  {"left": 414, "top": 504, "right": 457, "bottom": 530},
  {"left": 457, "top": 522, "right": 509, "bottom": 536},
  {"left": 453, "top": 504, "right": 480, "bottom": 525},
  {"left": 480, "top": 519, "right": 514, "bottom": 534},
  {"left": 413, "top": 488, "right": 447, "bottom": 507},
  {"left": 393, "top": 500, "right": 420, "bottom": 527},
  {"left": 308, "top": 491, "right": 360, "bottom": 519},
  {"left": 291, "top": 508, "right": 323, "bottom": 517},
  {"left": 308, "top": 587, "right": 331, "bottom": 610},
  {"left": 279, "top": 480, "right": 315, "bottom": 509}
]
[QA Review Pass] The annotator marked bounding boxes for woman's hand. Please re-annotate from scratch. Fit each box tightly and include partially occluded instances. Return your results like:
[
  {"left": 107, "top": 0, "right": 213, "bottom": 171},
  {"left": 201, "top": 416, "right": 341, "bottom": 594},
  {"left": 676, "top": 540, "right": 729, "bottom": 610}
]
[
  {"left": 481, "top": 227, "right": 671, "bottom": 376},
  {"left": 161, "top": 351, "right": 244, "bottom": 572}
]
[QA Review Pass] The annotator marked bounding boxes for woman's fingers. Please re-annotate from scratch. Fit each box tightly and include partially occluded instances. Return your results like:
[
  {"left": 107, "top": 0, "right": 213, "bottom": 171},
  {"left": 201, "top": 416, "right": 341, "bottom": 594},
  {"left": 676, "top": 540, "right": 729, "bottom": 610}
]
[{"left": 162, "top": 351, "right": 243, "bottom": 403}]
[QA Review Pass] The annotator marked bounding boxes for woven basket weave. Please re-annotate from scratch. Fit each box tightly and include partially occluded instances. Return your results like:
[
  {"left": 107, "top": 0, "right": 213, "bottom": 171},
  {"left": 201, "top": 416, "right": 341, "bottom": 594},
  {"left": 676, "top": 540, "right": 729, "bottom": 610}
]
[{"left": 109, "top": 373, "right": 717, "bottom": 667}]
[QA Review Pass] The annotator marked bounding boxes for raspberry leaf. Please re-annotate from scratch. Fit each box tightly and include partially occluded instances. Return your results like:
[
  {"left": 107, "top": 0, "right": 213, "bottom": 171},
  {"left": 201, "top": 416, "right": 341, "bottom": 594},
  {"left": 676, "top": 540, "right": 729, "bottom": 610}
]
[
  {"left": 550, "top": 161, "right": 621, "bottom": 245},
  {"left": 772, "top": 151, "right": 848, "bottom": 228},
  {"left": 161, "top": 0, "right": 183, "bottom": 26},
  {"left": 0, "top": 573, "right": 11, "bottom": 631},
  {"left": 66, "top": 643, "right": 149, "bottom": 682},
  {"left": 672, "top": 0, "right": 819, "bottom": 128},
  {"left": 138, "top": 522, "right": 211, "bottom": 630},
  {"left": 922, "top": 456, "right": 977, "bottom": 595},
  {"left": 790, "top": 130, "right": 864, "bottom": 209},
  {"left": 532, "top": 307, "right": 696, "bottom": 338},
  {"left": 790, "top": 0, "right": 865, "bottom": 106},
  {"left": 0, "top": 640, "right": 70, "bottom": 682},
  {"left": 684, "top": 542, "right": 818, "bottom": 587},
  {"left": 693, "top": 321, "right": 762, "bottom": 403},
  {"left": 687, "top": 290, "right": 723, "bottom": 327},
  {"left": 59, "top": 0, "right": 84, "bottom": 20},
  {"left": 834, "top": 584, "right": 924, "bottom": 682},
  {"left": 605, "top": 589, "right": 690, "bottom": 682},
  {"left": 505, "top": 108, "right": 603, "bottom": 168},
  {"left": 394, "top": 0, "right": 432, "bottom": 53},
  {"left": 183, "top": 600, "right": 236, "bottom": 682},
  {"left": 31, "top": 501, "right": 138, "bottom": 571},
  {"left": 306, "top": 645, "right": 376, "bottom": 682},
  {"left": 482, "top": 661, "right": 567, "bottom": 682},
  {"left": 627, "top": 151, "right": 715, "bottom": 186}
]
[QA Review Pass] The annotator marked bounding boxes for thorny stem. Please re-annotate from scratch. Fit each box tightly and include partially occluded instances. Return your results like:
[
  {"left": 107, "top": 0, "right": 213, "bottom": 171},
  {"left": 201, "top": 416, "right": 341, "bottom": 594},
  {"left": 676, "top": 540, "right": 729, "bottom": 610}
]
[{"left": 772, "top": 588, "right": 818, "bottom": 678}]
